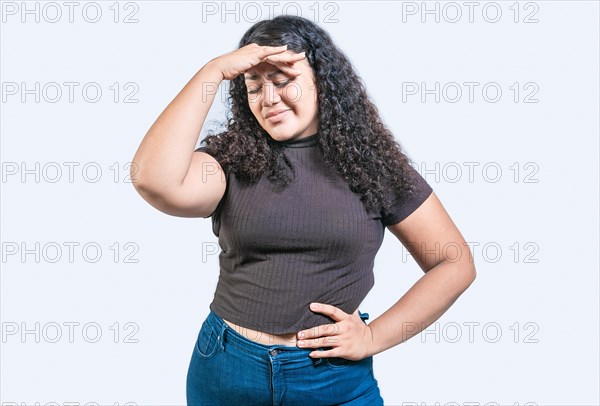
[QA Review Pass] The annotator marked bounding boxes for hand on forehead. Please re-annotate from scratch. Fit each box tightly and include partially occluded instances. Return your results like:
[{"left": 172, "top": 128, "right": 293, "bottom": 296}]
[{"left": 246, "top": 49, "right": 307, "bottom": 80}]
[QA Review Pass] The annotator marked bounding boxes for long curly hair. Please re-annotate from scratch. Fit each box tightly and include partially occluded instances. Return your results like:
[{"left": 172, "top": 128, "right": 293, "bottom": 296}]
[{"left": 200, "top": 14, "right": 423, "bottom": 216}]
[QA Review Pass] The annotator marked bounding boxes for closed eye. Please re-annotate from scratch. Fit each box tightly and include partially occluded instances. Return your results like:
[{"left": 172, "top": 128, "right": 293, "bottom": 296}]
[{"left": 247, "top": 79, "right": 293, "bottom": 95}]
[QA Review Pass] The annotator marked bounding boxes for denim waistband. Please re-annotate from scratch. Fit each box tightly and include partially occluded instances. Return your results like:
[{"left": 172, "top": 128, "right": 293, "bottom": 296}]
[{"left": 204, "top": 309, "right": 370, "bottom": 364}]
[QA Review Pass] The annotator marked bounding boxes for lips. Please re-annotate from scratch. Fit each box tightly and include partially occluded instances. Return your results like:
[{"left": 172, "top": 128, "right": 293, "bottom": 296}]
[{"left": 265, "top": 109, "right": 291, "bottom": 119}]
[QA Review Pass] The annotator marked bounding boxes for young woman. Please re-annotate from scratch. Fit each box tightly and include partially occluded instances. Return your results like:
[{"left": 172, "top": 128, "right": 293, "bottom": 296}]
[{"left": 131, "top": 15, "right": 476, "bottom": 406}]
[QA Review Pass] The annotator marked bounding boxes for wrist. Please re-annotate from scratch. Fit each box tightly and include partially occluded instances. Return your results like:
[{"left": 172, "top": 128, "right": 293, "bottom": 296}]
[
  {"left": 203, "top": 59, "right": 225, "bottom": 83},
  {"left": 364, "top": 324, "right": 378, "bottom": 358}
]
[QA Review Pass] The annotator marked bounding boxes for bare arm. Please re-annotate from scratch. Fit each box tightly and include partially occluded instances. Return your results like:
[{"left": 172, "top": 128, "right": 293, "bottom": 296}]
[
  {"left": 130, "top": 44, "right": 305, "bottom": 218},
  {"left": 130, "top": 60, "right": 227, "bottom": 218},
  {"left": 366, "top": 192, "right": 477, "bottom": 356}
]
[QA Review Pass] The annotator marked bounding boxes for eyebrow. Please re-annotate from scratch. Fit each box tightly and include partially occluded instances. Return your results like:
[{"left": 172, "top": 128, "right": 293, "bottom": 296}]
[{"left": 244, "top": 70, "right": 286, "bottom": 81}]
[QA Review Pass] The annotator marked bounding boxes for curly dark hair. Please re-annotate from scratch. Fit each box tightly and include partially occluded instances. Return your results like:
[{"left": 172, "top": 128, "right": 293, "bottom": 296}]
[{"left": 199, "top": 14, "right": 424, "bottom": 216}]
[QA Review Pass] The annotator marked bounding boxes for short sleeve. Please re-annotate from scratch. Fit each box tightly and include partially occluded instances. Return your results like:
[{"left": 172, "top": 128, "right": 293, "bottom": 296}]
[{"left": 380, "top": 164, "right": 433, "bottom": 226}]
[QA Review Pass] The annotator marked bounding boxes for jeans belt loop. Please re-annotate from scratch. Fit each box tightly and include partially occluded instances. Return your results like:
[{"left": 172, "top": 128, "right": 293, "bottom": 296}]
[{"left": 358, "top": 310, "right": 370, "bottom": 324}]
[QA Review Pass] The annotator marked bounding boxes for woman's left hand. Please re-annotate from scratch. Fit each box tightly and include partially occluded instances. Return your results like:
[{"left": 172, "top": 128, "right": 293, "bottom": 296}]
[{"left": 296, "top": 302, "right": 375, "bottom": 361}]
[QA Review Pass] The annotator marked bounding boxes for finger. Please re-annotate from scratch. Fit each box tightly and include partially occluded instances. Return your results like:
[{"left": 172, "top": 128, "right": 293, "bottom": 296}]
[
  {"left": 262, "top": 60, "right": 302, "bottom": 76},
  {"left": 287, "top": 51, "right": 306, "bottom": 59},
  {"left": 308, "top": 348, "right": 338, "bottom": 359},
  {"left": 297, "top": 322, "right": 340, "bottom": 340},
  {"left": 264, "top": 55, "right": 301, "bottom": 68},
  {"left": 266, "top": 51, "right": 306, "bottom": 62},
  {"left": 278, "top": 64, "right": 302, "bottom": 76},
  {"left": 310, "top": 302, "right": 347, "bottom": 322},
  {"left": 297, "top": 334, "right": 340, "bottom": 348},
  {"left": 283, "top": 53, "right": 306, "bottom": 73},
  {"left": 260, "top": 44, "right": 288, "bottom": 56}
]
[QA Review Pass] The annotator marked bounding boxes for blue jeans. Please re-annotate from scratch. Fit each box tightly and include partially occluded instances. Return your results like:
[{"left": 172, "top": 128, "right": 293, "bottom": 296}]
[{"left": 186, "top": 308, "right": 385, "bottom": 405}]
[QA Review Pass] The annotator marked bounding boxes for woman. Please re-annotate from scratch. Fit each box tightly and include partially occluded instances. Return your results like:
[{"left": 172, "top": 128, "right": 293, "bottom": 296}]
[{"left": 131, "top": 15, "right": 476, "bottom": 405}]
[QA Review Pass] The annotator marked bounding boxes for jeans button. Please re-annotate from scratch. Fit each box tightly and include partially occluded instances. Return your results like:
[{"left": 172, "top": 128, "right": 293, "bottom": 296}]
[{"left": 269, "top": 349, "right": 279, "bottom": 356}]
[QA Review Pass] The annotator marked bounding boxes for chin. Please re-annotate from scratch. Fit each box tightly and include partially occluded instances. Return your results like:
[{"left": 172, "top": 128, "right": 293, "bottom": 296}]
[
  {"left": 266, "top": 128, "right": 296, "bottom": 141},
  {"left": 268, "top": 134, "right": 290, "bottom": 142}
]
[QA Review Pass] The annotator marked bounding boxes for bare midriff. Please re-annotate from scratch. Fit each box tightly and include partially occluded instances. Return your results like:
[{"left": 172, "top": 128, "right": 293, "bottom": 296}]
[{"left": 222, "top": 318, "right": 299, "bottom": 347}]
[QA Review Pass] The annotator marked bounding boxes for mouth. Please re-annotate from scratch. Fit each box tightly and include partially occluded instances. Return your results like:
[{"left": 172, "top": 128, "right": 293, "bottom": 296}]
[{"left": 265, "top": 109, "right": 291, "bottom": 122}]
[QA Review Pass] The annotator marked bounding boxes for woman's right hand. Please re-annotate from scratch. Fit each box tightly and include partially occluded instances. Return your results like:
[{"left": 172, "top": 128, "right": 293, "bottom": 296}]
[{"left": 209, "top": 43, "right": 306, "bottom": 81}]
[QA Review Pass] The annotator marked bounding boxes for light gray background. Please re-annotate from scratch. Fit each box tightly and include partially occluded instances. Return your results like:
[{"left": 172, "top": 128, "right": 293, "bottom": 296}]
[{"left": 1, "top": 1, "right": 598, "bottom": 405}]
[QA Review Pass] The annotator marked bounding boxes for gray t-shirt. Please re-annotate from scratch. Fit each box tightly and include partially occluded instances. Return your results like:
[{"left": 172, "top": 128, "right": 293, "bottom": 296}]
[{"left": 195, "top": 132, "right": 433, "bottom": 334}]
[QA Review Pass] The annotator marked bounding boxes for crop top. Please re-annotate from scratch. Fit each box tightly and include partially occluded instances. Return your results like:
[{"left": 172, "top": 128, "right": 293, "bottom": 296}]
[{"left": 194, "top": 131, "right": 433, "bottom": 334}]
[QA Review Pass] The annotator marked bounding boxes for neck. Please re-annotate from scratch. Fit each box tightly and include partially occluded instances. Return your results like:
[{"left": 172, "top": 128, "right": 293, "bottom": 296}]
[{"left": 267, "top": 132, "right": 319, "bottom": 148}]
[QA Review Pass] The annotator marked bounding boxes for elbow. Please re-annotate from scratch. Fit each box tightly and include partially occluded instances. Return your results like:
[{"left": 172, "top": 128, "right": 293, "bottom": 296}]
[
  {"left": 460, "top": 261, "right": 477, "bottom": 291},
  {"left": 131, "top": 179, "right": 152, "bottom": 200},
  {"left": 131, "top": 185, "right": 182, "bottom": 217},
  {"left": 445, "top": 256, "right": 476, "bottom": 294},
  {"left": 129, "top": 159, "right": 158, "bottom": 196},
  {"left": 128, "top": 169, "right": 170, "bottom": 212},
  {"left": 128, "top": 155, "right": 180, "bottom": 215},
  {"left": 130, "top": 173, "right": 152, "bottom": 200},
  {"left": 466, "top": 263, "right": 477, "bottom": 286},
  {"left": 460, "top": 243, "right": 477, "bottom": 288},
  {"left": 129, "top": 157, "right": 143, "bottom": 192}
]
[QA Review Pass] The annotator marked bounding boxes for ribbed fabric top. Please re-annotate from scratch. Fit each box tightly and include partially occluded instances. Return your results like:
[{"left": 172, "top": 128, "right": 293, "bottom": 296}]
[
  {"left": 267, "top": 131, "right": 321, "bottom": 148},
  {"left": 195, "top": 132, "right": 433, "bottom": 334}
]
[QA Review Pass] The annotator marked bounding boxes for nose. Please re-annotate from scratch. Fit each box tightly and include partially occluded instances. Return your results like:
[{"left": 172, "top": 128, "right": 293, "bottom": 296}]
[{"left": 261, "top": 82, "right": 281, "bottom": 106}]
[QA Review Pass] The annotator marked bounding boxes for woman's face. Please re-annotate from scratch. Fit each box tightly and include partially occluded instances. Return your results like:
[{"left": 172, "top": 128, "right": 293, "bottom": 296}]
[{"left": 244, "top": 54, "right": 319, "bottom": 142}]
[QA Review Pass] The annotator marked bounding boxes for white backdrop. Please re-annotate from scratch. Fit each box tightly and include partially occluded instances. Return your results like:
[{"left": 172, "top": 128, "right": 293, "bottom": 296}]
[{"left": 1, "top": 1, "right": 598, "bottom": 405}]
